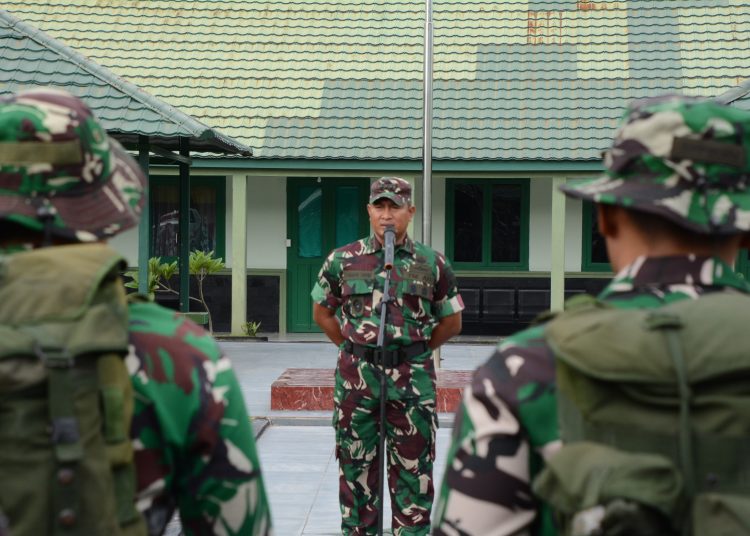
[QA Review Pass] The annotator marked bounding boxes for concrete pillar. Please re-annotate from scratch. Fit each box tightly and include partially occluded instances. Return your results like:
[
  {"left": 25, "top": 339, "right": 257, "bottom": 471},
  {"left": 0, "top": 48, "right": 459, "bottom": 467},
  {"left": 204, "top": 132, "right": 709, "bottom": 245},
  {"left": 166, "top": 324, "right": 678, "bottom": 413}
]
[
  {"left": 231, "top": 174, "right": 248, "bottom": 335},
  {"left": 550, "top": 177, "right": 567, "bottom": 311}
]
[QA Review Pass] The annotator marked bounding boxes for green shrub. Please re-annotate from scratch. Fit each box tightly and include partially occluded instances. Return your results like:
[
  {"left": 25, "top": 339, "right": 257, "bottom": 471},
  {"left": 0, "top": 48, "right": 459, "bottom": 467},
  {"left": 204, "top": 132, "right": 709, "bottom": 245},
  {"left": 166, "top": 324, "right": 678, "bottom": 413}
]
[
  {"left": 242, "top": 321, "right": 262, "bottom": 337},
  {"left": 125, "top": 251, "right": 224, "bottom": 333}
]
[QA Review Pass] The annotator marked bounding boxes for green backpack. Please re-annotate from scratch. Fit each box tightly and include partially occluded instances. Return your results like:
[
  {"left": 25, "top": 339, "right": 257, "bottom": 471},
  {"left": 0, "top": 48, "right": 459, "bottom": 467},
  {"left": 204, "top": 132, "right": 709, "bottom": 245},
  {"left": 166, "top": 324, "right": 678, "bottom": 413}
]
[
  {"left": 0, "top": 244, "right": 146, "bottom": 536},
  {"left": 533, "top": 293, "right": 750, "bottom": 536}
]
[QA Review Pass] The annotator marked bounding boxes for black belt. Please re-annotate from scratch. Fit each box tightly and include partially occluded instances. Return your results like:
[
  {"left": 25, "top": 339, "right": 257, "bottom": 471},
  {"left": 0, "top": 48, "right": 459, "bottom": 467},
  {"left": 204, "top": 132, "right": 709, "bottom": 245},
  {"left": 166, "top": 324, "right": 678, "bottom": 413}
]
[{"left": 343, "top": 340, "right": 429, "bottom": 367}]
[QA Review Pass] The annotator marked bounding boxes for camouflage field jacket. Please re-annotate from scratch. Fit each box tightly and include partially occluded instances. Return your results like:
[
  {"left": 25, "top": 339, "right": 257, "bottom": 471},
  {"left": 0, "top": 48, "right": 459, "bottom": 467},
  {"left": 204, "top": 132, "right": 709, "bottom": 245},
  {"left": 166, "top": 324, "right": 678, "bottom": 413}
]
[
  {"left": 312, "top": 234, "right": 464, "bottom": 349},
  {"left": 128, "top": 301, "right": 272, "bottom": 535},
  {"left": 433, "top": 255, "right": 750, "bottom": 536}
]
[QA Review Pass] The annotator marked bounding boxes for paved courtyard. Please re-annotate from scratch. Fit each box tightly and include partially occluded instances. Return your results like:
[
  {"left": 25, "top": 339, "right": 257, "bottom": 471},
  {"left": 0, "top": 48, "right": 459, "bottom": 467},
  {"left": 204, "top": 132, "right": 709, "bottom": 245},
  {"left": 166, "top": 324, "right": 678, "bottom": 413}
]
[{"left": 166, "top": 338, "right": 497, "bottom": 535}]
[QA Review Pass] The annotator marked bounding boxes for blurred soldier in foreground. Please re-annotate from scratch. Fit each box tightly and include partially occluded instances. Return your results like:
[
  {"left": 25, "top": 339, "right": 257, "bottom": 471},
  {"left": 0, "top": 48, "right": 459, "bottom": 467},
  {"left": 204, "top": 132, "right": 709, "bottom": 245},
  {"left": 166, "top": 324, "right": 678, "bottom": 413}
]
[
  {"left": 312, "top": 177, "right": 464, "bottom": 535},
  {"left": 0, "top": 88, "right": 271, "bottom": 535},
  {"left": 434, "top": 95, "right": 750, "bottom": 536}
]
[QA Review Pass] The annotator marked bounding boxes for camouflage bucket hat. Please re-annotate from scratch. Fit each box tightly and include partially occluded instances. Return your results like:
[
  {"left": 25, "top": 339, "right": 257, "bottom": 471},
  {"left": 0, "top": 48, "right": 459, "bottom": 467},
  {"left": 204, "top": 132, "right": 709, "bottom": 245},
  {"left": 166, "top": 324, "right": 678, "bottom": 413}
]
[
  {"left": 369, "top": 176, "right": 412, "bottom": 207},
  {"left": 0, "top": 87, "right": 146, "bottom": 242},
  {"left": 561, "top": 94, "right": 750, "bottom": 234}
]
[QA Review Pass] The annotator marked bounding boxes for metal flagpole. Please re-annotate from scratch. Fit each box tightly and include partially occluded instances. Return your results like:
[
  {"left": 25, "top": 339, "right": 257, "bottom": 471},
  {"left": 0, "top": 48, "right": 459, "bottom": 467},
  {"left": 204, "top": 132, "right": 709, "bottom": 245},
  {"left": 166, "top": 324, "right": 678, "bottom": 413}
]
[
  {"left": 423, "top": 0, "right": 441, "bottom": 369},
  {"left": 422, "top": 0, "right": 433, "bottom": 247}
]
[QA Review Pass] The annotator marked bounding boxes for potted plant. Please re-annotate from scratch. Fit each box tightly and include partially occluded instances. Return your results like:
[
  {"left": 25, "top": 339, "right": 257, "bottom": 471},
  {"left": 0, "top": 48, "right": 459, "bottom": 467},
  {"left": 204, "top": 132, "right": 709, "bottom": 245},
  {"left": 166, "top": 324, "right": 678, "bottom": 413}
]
[
  {"left": 125, "top": 250, "right": 224, "bottom": 333},
  {"left": 241, "top": 321, "right": 268, "bottom": 341}
]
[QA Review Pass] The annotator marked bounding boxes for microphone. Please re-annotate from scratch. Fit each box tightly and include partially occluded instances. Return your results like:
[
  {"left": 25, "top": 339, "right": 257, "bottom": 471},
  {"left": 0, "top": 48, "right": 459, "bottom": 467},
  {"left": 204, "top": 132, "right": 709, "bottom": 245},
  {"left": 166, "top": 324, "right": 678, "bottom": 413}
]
[{"left": 383, "top": 225, "right": 395, "bottom": 271}]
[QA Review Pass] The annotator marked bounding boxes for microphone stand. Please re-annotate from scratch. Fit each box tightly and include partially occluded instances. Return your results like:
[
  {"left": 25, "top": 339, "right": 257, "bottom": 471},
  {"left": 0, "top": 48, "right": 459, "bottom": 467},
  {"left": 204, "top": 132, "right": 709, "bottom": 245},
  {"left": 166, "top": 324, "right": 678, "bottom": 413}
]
[{"left": 376, "top": 225, "right": 395, "bottom": 536}]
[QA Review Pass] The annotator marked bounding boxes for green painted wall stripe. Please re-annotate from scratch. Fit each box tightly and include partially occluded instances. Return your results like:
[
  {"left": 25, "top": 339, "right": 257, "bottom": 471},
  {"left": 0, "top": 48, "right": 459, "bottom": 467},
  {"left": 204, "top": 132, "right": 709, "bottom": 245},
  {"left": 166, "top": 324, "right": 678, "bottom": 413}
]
[{"left": 183, "top": 159, "right": 604, "bottom": 173}]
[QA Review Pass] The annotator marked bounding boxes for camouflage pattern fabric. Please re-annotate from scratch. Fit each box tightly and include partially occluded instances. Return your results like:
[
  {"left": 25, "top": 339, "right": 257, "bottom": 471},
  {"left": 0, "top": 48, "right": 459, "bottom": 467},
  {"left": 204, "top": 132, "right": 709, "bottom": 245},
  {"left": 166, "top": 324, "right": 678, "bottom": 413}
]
[
  {"left": 433, "top": 255, "right": 750, "bottom": 536},
  {"left": 369, "top": 176, "right": 412, "bottom": 207},
  {"left": 312, "top": 234, "right": 464, "bottom": 535},
  {"left": 127, "top": 300, "right": 272, "bottom": 536},
  {"left": 0, "top": 87, "right": 270, "bottom": 535},
  {"left": 312, "top": 235, "right": 464, "bottom": 349},
  {"left": 334, "top": 348, "right": 437, "bottom": 535},
  {"left": 0, "top": 88, "right": 145, "bottom": 242},
  {"left": 562, "top": 95, "right": 750, "bottom": 235}
]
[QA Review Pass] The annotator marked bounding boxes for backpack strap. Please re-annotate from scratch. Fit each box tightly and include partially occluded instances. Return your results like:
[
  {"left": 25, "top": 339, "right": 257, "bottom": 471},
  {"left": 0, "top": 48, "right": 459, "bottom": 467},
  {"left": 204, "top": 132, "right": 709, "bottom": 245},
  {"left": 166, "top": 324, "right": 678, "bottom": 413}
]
[
  {"left": 98, "top": 353, "right": 141, "bottom": 527},
  {"left": 646, "top": 312, "right": 696, "bottom": 499},
  {"left": 38, "top": 340, "right": 84, "bottom": 535}
]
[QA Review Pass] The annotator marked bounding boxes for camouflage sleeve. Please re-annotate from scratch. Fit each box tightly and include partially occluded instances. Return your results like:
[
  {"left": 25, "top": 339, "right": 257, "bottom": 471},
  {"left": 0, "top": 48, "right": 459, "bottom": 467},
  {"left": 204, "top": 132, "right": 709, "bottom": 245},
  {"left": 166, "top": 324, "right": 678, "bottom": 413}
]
[
  {"left": 127, "top": 302, "right": 272, "bottom": 536},
  {"left": 433, "top": 326, "right": 558, "bottom": 536},
  {"left": 433, "top": 251, "right": 464, "bottom": 318},
  {"left": 310, "top": 249, "right": 342, "bottom": 310}
]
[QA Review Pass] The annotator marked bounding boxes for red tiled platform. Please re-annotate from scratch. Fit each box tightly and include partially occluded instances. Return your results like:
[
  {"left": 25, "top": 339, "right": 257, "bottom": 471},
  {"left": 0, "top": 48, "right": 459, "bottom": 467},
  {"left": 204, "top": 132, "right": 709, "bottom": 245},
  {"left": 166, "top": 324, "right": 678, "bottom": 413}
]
[{"left": 271, "top": 368, "right": 473, "bottom": 412}]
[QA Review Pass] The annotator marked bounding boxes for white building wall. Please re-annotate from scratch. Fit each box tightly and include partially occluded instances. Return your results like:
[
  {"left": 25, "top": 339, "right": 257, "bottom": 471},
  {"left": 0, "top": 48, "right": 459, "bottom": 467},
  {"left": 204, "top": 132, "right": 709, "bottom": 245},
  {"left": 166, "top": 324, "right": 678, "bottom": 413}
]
[
  {"left": 112, "top": 173, "right": 289, "bottom": 270},
  {"left": 226, "top": 175, "right": 287, "bottom": 269},
  {"left": 116, "top": 172, "right": 586, "bottom": 273},
  {"left": 109, "top": 227, "right": 139, "bottom": 266},
  {"left": 529, "top": 177, "right": 583, "bottom": 272}
]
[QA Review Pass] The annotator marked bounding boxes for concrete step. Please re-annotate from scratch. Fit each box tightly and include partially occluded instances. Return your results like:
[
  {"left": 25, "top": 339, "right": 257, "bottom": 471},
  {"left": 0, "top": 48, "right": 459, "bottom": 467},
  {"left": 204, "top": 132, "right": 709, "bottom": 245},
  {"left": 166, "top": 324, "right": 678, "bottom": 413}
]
[{"left": 271, "top": 368, "right": 473, "bottom": 412}]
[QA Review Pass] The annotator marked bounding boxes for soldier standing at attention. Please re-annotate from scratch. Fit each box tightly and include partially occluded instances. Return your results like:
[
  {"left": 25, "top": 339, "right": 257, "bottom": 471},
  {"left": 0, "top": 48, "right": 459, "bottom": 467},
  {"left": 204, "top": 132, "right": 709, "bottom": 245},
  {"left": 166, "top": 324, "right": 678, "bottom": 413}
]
[
  {"left": 0, "top": 88, "right": 271, "bottom": 536},
  {"left": 312, "top": 176, "right": 464, "bottom": 535},
  {"left": 434, "top": 95, "right": 750, "bottom": 535}
]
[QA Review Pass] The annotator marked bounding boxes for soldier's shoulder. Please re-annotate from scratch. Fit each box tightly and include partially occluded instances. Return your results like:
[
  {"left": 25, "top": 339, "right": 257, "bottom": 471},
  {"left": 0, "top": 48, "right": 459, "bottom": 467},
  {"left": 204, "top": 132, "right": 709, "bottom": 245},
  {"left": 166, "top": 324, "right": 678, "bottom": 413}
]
[
  {"left": 128, "top": 300, "right": 182, "bottom": 330},
  {"left": 472, "top": 324, "right": 555, "bottom": 394},
  {"left": 411, "top": 240, "right": 448, "bottom": 265},
  {"left": 497, "top": 323, "right": 551, "bottom": 353},
  {"left": 127, "top": 301, "right": 223, "bottom": 363},
  {"left": 331, "top": 237, "right": 370, "bottom": 258},
  {"left": 411, "top": 239, "right": 436, "bottom": 255},
  {"left": 471, "top": 326, "right": 555, "bottom": 413}
]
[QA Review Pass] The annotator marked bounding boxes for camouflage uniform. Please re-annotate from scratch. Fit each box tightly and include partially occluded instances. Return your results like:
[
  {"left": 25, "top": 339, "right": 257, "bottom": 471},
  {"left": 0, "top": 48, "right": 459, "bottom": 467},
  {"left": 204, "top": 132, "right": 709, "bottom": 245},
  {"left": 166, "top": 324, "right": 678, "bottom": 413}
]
[
  {"left": 128, "top": 301, "right": 272, "bottom": 535},
  {"left": 434, "top": 95, "right": 750, "bottom": 535},
  {"left": 312, "top": 179, "right": 464, "bottom": 535},
  {"left": 0, "top": 88, "right": 272, "bottom": 535}
]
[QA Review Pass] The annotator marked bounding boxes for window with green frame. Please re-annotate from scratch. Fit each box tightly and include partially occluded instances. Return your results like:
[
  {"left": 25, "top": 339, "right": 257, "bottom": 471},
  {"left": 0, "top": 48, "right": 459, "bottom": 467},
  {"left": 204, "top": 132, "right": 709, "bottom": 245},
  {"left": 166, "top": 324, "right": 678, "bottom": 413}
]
[
  {"left": 581, "top": 201, "right": 611, "bottom": 272},
  {"left": 446, "top": 179, "right": 529, "bottom": 270},
  {"left": 149, "top": 176, "right": 226, "bottom": 260}
]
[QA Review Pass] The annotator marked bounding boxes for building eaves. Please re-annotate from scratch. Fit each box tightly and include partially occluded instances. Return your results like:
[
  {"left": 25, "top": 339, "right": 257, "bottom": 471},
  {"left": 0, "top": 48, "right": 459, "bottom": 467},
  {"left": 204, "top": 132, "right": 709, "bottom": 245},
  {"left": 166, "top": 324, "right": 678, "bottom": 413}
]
[{"left": 716, "top": 78, "right": 750, "bottom": 109}]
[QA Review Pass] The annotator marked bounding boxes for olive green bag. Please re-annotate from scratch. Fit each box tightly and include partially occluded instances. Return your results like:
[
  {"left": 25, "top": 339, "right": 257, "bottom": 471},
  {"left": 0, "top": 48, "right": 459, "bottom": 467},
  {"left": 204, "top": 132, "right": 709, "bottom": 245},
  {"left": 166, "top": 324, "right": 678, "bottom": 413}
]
[
  {"left": 0, "top": 244, "right": 146, "bottom": 536},
  {"left": 533, "top": 294, "right": 750, "bottom": 536}
]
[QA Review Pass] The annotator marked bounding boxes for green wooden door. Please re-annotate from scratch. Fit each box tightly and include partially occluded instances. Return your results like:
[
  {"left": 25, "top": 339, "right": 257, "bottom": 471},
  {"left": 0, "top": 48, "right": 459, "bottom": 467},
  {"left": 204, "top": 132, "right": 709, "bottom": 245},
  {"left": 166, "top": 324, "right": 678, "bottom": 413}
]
[
  {"left": 736, "top": 249, "right": 750, "bottom": 281},
  {"left": 287, "top": 178, "right": 370, "bottom": 332}
]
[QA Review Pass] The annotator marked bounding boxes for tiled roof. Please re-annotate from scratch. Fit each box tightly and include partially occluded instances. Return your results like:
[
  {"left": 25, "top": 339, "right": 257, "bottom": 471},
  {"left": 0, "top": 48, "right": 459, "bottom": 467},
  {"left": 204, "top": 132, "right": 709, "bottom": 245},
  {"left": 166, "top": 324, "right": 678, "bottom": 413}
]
[
  {"left": 0, "top": 10, "right": 251, "bottom": 155},
  {"left": 2, "top": 1, "right": 749, "bottom": 161}
]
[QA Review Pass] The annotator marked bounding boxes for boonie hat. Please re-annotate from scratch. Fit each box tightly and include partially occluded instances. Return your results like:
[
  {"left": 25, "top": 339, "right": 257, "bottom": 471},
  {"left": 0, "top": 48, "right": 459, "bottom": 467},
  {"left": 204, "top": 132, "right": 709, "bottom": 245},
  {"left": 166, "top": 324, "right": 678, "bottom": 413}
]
[
  {"left": 369, "top": 176, "right": 412, "bottom": 207},
  {"left": 561, "top": 94, "right": 750, "bottom": 234},
  {"left": 0, "top": 87, "right": 146, "bottom": 242}
]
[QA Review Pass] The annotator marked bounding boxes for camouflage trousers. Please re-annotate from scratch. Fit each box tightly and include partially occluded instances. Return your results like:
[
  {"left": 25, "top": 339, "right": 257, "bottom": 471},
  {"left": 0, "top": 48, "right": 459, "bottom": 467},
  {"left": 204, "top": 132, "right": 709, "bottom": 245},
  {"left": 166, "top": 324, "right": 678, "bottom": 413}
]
[{"left": 333, "top": 346, "right": 437, "bottom": 536}]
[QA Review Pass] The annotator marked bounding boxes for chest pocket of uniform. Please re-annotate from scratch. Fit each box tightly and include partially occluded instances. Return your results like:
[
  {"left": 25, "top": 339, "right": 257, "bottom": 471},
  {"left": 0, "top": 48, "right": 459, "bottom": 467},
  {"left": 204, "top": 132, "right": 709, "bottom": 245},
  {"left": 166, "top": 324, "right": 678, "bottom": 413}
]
[
  {"left": 403, "top": 263, "right": 435, "bottom": 301},
  {"left": 403, "top": 280, "right": 434, "bottom": 300},
  {"left": 400, "top": 278, "right": 435, "bottom": 321},
  {"left": 342, "top": 278, "right": 374, "bottom": 319}
]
